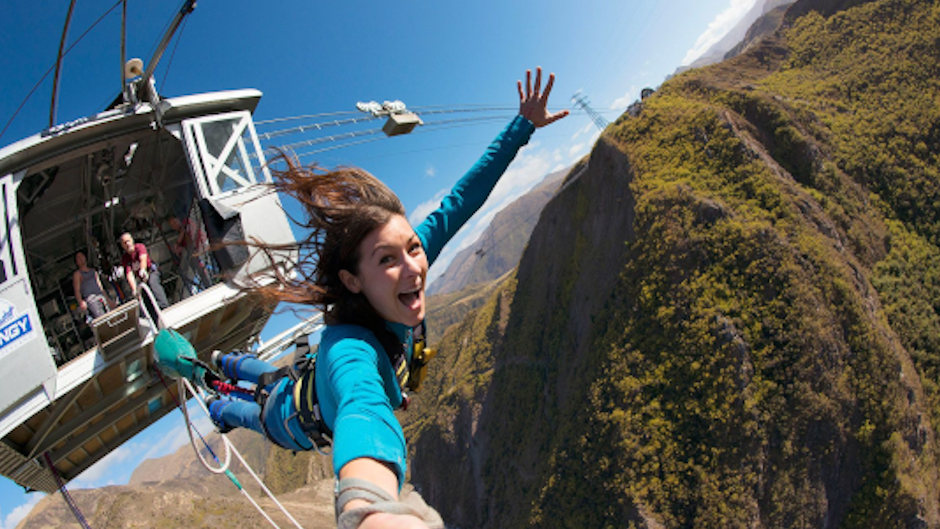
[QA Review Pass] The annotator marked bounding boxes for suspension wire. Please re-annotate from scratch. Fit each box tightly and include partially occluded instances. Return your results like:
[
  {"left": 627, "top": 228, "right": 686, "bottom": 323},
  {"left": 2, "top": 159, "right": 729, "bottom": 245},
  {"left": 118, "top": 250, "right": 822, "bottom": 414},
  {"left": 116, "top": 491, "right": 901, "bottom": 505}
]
[
  {"left": 50, "top": 0, "right": 78, "bottom": 128},
  {"left": 254, "top": 105, "right": 515, "bottom": 128},
  {"left": 268, "top": 126, "right": 380, "bottom": 151},
  {"left": 0, "top": 0, "right": 123, "bottom": 141},
  {"left": 266, "top": 113, "right": 514, "bottom": 149},
  {"left": 159, "top": 13, "right": 189, "bottom": 90},
  {"left": 257, "top": 107, "right": 604, "bottom": 167},
  {"left": 120, "top": 0, "right": 127, "bottom": 98},
  {"left": 291, "top": 136, "right": 385, "bottom": 160},
  {"left": 288, "top": 115, "right": 510, "bottom": 162},
  {"left": 254, "top": 110, "right": 367, "bottom": 126},
  {"left": 411, "top": 105, "right": 516, "bottom": 115},
  {"left": 256, "top": 105, "right": 517, "bottom": 140},
  {"left": 257, "top": 115, "right": 380, "bottom": 141},
  {"left": 259, "top": 112, "right": 512, "bottom": 163},
  {"left": 255, "top": 106, "right": 607, "bottom": 168}
]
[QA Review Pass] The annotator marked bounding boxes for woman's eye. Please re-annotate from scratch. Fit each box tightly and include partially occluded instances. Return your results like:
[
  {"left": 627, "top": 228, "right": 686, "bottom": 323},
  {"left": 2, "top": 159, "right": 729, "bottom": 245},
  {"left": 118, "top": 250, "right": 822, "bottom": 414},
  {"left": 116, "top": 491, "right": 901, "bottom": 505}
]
[
  {"left": 409, "top": 243, "right": 422, "bottom": 255},
  {"left": 379, "top": 255, "right": 394, "bottom": 265}
]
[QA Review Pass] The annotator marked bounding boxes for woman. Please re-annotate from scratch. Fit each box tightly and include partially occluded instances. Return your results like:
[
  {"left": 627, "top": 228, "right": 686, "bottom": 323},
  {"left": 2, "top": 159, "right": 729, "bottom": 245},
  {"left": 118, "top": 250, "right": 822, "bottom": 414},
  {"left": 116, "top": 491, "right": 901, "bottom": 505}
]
[
  {"left": 210, "top": 68, "right": 567, "bottom": 528},
  {"left": 72, "top": 250, "right": 114, "bottom": 320}
]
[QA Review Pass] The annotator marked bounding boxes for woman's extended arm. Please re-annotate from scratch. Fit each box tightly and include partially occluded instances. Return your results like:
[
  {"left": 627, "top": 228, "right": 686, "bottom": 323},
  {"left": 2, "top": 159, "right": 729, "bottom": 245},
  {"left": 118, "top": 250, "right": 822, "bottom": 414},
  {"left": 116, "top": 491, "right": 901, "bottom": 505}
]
[
  {"left": 321, "top": 333, "right": 428, "bottom": 527},
  {"left": 415, "top": 67, "right": 567, "bottom": 264}
]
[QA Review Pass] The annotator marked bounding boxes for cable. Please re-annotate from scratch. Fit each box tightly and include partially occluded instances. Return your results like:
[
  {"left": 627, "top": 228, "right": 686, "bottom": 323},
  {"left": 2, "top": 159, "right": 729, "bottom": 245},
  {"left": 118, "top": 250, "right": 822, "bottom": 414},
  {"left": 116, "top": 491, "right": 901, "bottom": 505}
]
[
  {"left": 254, "top": 105, "right": 517, "bottom": 141},
  {"left": 43, "top": 452, "right": 93, "bottom": 529},
  {"left": 257, "top": 115, "right": 380, "bottom": 141},
  {"left": 0, "top": 0, "right": 124, "bottom": 141},
  {"left": 286, "top": 115, "right": 511, "bottom": 161},
  {"left": 159, "top": 14, "right": 189, "bottom": 90},
  {"left": 254, "top": 110, "right": 368, "bottom": 126},
  {"left": 255, "top": 105, "right": 516, "bottom": 130}
]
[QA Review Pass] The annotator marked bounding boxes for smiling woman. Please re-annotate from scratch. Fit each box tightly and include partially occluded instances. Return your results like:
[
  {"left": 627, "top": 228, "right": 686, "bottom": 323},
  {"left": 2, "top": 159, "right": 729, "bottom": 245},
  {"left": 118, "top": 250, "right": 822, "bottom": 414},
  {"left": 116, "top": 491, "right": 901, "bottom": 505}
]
[
  {"left": 339, "top": 215, "right": 430, "bottom": 328},
  {"left": 188, "top": 68, "right": 568, "bottom": 529}
]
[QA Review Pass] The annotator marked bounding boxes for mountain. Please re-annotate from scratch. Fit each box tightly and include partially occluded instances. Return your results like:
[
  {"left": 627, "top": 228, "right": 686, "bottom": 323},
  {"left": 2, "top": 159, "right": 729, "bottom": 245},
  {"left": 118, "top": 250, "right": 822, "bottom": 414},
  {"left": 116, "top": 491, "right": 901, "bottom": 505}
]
[
  {"left": 18, "top": 406, "right": 338, "bottom": 529},
  {"left": 17, "top": 428, "right": 337, "bottom": 528},
  {"left": 404, "top": 0, "right": 940, "bottom": 527},
  {"left": 428, "top": 167, "right": 569, "bottom": 297},
  {"left": 681, "top": 0, "right": 796, "bottom": 71}
]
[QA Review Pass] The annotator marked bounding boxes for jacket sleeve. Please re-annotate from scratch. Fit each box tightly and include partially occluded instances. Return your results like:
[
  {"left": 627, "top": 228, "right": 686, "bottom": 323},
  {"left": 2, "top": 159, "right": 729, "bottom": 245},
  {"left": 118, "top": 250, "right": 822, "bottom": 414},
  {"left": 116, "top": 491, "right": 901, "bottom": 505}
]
[
  {"left": 320, "top": 334, "right": 408, "bottom": 487},
  {"left": 415, "top": 115, "right": 535, "bottom": 265}
]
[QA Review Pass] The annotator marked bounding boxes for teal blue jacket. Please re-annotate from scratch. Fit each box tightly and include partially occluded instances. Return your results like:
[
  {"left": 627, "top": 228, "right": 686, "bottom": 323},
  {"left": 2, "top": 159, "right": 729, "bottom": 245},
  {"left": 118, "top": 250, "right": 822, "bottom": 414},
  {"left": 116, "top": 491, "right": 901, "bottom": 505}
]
[{"left": 316, "top": 115, "right": 535, "bottom": 486}]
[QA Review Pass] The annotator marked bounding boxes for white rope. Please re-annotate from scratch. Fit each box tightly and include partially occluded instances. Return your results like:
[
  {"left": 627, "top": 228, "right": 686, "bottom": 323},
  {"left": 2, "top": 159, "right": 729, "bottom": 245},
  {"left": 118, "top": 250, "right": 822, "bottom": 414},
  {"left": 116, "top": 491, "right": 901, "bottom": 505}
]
[
  {"left": 179, "top": 378, "right": 232, "bottom": 474},
  {"left": 178, "top": 378, "right": 281, "bottom": 528},
  {"left": 178, "top": 377, "right": 306, "bottom": 529},
  {"left": 238, "top": 483, "right": 282, "bottom": 529},
  {"left": 223, "top": 426, "right": 306, "bottom": 529}
]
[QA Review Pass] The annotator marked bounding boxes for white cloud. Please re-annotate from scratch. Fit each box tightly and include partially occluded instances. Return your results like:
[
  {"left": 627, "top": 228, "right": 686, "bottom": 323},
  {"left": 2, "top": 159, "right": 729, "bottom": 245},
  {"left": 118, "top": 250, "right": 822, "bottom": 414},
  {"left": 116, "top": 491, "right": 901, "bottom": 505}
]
[
  {"left": 71, "top": 444, "right": 134, "bottom": 488},
  {"left": 139, "top": 408, "right": 213, "bottom": 463},
  {"left": 425, "top": 164, "right": 436, "bottom": 178},
  {"left": 610, "top": 87, "right": 638, "bottom": 111},
  {"left": 570, "top": 122, "right": 594, "bottom": 141},
  {"left": 568, "top": 143, "right": 586, "bottom": 159},
  {"left": 2, "top": 494, "right": 44, "bottom": 529},
  {"left": 566, "top": 130, "right": 600, "bottom": 164},
  {"left": 682, "top": 0, "right": 758, "bottom": 65},
  {"left": 408, "top": 188, "right": 448, "bottom": 227},
  {"left": 70, "top": 402, "right": 210, "bottom": 489}
]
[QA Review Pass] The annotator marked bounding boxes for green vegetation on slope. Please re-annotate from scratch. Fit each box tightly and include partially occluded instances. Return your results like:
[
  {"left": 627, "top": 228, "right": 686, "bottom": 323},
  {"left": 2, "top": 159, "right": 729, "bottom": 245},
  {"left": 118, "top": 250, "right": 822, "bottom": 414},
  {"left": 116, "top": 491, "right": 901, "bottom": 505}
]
[{"left": 409, "top": 1, "right": 940, "bottom": 527}]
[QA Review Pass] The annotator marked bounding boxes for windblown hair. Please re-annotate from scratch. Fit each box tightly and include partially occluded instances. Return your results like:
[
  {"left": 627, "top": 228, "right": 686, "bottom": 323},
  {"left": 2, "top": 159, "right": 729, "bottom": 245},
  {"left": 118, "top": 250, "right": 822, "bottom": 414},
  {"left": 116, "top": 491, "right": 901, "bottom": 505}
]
[{"left": 253, "top": 154, "right": 406, "bottom": 354}]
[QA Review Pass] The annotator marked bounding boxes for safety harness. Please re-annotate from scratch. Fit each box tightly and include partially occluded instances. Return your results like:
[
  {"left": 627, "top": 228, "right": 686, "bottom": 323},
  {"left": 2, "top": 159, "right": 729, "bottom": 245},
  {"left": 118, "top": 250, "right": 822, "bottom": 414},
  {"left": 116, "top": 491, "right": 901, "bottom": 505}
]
[{"left": 249, "top": 322, "right": 437, "bottom": 450}]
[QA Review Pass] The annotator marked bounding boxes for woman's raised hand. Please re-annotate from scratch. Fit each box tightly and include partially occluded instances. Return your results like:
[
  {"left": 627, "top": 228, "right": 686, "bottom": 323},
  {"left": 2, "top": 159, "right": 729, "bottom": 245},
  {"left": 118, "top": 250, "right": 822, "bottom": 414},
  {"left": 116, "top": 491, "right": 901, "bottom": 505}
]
[{"left": 517, "top": 66, "right": 569, "bottom": 128}]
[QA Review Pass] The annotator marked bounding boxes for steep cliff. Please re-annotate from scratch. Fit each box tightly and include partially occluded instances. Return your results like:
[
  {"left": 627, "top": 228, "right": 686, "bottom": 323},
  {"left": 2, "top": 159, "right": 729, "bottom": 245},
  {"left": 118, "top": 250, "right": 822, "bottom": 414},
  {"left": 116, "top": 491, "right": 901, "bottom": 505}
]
[
  {"left": 406, "top": 0, "right": 940, "bottom": 527},
  {"left": 428, "top": 167, "right": 568, "bottom": 297}
]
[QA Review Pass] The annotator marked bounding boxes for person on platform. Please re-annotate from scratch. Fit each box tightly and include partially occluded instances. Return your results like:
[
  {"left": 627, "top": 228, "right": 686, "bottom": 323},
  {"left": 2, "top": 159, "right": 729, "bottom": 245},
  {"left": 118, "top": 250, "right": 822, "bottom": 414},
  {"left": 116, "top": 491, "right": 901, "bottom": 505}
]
[
  {"left": 120, "top": 232, "right": 169, "bottom": 309},
  {"left": 72, "top": 250, "right": 114, "bottom": 320}
]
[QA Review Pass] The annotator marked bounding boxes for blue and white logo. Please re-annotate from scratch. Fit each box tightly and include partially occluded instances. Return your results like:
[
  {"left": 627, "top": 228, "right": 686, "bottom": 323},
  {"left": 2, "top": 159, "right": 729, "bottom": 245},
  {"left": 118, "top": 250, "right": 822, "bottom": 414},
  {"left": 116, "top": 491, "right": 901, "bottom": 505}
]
[
  {"left": 0, "top": 299, "right": 15, "bottom": 327},
  {"left": 0, "top": 313, "right": 32, "bottom": 350}
]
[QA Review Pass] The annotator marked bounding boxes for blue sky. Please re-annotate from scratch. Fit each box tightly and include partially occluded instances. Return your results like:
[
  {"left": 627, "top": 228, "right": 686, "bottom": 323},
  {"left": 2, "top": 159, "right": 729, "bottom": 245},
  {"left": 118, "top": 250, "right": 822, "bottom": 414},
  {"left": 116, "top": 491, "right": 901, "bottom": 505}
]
[{"left": 0, "top": 0, "right": 759, "bottom": 526}]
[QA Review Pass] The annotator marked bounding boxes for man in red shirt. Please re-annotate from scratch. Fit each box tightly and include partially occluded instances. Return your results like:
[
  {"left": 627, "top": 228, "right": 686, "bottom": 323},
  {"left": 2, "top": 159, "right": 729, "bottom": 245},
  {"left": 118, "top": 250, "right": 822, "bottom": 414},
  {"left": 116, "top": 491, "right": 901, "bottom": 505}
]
[{"left": 120, "top": 232, "right": 169, "bottom": 309}]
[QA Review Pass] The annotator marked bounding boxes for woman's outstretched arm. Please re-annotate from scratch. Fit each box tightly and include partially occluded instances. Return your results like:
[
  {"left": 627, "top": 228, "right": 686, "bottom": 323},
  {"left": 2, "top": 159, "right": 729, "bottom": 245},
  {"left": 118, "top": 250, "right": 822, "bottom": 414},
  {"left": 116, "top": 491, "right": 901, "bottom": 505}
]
[{"left": 416, "top": 67, "right": 568, "bottom": 264}]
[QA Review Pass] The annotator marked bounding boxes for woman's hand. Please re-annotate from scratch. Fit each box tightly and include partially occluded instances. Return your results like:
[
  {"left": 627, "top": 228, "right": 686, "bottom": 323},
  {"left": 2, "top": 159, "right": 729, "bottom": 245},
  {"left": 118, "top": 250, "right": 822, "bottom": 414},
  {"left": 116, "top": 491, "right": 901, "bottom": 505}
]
[
  {"left": 339, "top": 458, "right": 432, "bottom": 528},
  {"left": 359, "top": 512, "right": 430, "bottom": 529},
  {"left": 517, "top": 67, "right": 569, "bottom": 128}
]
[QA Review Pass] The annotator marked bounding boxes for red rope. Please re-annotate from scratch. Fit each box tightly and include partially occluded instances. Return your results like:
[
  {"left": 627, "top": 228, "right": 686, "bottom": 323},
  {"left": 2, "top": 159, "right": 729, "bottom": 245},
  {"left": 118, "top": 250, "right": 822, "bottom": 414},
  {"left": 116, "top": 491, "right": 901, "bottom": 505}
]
[{"left": 212, "top": 380, "right": 254, "bottom": 397}]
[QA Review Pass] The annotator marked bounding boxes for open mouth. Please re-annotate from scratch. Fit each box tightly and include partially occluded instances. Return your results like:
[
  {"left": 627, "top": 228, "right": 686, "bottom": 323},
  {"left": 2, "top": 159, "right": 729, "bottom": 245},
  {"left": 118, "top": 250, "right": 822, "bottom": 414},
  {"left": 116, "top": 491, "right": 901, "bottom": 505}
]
[{"left": 398, "top": 287, "right": 423, "bottom": 310}]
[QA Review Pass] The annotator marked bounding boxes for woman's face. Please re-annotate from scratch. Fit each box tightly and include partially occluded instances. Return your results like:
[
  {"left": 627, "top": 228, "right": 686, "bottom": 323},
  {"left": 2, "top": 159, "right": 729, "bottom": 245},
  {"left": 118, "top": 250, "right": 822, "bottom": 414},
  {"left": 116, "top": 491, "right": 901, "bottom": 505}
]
[
  {"left": 75, "top": 252, "right": 87, "bottom": 268},
  {"left": 340, "top": 214, "right": 429, "bottom": 327}
]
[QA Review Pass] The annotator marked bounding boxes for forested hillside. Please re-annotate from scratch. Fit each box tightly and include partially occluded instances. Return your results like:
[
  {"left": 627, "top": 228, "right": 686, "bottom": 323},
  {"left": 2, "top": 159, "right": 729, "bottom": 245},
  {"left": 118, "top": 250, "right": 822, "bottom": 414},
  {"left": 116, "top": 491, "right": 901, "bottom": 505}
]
[{"left": 404, "top": 0, "right": 940, "bottom": 527}]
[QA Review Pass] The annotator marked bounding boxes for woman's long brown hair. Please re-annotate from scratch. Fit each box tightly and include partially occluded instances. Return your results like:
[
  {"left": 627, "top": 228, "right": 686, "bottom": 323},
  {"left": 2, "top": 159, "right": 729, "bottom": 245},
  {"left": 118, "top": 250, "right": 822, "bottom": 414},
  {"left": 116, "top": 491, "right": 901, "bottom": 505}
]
[{"left": 250, "top": 154, "right": 407, "bottom": 357}]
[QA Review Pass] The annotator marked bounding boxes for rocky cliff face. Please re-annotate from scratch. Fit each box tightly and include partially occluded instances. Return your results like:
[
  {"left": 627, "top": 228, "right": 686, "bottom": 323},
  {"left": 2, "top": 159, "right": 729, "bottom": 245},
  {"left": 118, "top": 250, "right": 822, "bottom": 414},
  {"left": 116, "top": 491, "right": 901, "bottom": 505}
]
[
  {"left": 406, "top": 0, "right": 940, "bottom": 527},
  {"left": 428, "top": 167, "right": 568, "bottom": 297}
]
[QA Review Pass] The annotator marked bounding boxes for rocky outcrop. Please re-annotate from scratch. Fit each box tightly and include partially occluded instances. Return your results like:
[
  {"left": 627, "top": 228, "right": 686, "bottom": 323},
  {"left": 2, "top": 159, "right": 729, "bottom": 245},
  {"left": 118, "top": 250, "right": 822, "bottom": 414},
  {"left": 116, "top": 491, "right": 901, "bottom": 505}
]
[{"left": 428, "top": 167, "right": 569, "bottom": 297}]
